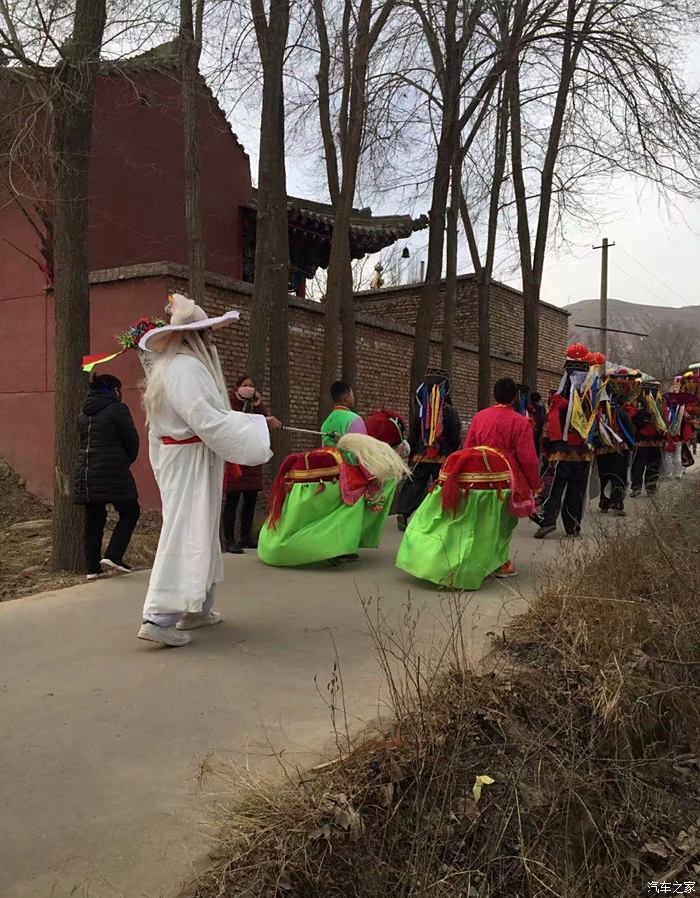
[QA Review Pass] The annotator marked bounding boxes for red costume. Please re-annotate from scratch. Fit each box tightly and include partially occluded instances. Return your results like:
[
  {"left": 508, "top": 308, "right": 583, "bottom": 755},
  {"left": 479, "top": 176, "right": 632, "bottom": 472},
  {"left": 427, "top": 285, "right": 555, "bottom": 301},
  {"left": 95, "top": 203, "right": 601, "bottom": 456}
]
[{"left": 464, "top": 404, "right": 541, "bottom": 510}]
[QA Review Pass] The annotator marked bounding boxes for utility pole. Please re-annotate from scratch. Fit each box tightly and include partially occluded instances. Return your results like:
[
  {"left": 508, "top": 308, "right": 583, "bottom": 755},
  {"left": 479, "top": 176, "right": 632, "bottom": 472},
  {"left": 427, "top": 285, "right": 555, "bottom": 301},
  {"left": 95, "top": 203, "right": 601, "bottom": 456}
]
[{"left": 593, "top": 237, "right": 615, "bottom": 356}]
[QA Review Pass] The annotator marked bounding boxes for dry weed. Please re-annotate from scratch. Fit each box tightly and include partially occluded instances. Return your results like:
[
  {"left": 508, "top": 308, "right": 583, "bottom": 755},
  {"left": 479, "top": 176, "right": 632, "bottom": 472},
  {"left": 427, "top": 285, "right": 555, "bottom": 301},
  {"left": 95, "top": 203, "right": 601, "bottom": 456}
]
[{"left": 186, "top": 485, "right": 700, "bottom": 898}]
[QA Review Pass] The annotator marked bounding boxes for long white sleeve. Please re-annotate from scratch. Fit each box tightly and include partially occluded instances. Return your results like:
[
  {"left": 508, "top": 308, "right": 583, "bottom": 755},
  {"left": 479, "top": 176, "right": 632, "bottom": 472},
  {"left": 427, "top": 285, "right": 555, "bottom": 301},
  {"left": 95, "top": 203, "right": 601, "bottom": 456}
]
[
  {"left": 165, "top": 355, "right": 272, "bottom": 465},
  {"left": 148, "top": 427, "right": 162, "bottom": 479}
]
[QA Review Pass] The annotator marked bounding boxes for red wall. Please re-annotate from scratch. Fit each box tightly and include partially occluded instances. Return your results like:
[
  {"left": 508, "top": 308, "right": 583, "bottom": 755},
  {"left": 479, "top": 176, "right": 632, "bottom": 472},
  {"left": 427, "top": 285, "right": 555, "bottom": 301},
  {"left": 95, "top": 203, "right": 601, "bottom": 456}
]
[
  {"left": 0, "top": 67, "right": 254, "bottom": 509},
  {"left": 88, "top": 72, "right": 251, "bottom": 278},
  {"left": 0, "top": 278, "right": 171, "bottom": 509}
]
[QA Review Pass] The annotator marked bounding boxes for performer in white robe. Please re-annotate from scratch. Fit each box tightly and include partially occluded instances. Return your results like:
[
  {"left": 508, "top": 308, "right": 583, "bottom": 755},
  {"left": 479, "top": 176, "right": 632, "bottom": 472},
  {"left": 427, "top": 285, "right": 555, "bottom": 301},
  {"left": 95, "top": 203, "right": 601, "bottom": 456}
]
[{"left": 137, "top": 294, "right": 274, "bottom": 647}]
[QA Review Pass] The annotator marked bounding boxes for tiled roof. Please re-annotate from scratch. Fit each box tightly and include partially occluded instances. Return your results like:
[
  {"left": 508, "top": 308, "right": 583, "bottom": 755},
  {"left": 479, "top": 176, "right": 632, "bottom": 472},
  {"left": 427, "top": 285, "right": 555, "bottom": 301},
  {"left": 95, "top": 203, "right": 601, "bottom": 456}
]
[
  {"left": 248, "top": 189, "right": 428, "bottom": 254},
  {"left": 102, "top": 38, "right": 182, "bottom": 75}
]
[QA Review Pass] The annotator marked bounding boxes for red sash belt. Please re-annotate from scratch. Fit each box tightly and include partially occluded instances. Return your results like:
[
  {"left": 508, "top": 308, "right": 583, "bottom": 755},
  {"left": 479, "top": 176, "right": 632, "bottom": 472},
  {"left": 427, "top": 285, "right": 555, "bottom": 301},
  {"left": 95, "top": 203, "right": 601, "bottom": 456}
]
[{"left": 161, "top": 435, "right": 202, "bottom": 445}]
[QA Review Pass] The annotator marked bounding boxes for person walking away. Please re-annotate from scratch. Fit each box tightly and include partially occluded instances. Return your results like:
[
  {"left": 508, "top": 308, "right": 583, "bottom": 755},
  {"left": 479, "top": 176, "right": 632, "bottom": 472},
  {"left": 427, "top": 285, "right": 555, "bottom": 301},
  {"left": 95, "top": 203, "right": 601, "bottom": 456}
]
[
  {"left": 74, "top": 373, "right": 140, "bottom": 580},
  {"left": 223, "top": 375, "right": 268, "bottom": 553},
  {"left": 395, "top": 378, "right": 539, "bottom": 590},
  {"left": 535, "top": 344, "right": 596, "bottom": 539},
  {"left": 396, "top": 368, "right": 461, "bottom": 531},
  {"left": 663, "top": 389, "right": 694, "bottom": 481},
  {"left": 630, "top": 381, "right": 665, "bottom": 497},
  {"left": 596, "top": 374, "right": 636, "bottom": 516},
  {"left": 529, "top": 391, "right": 546, "bottom": 458},
  {"left": 464, "top": 378, "right": 541, "bottom": 577},
  {"left": 137, "top": 294, "right": 276, "bottom": 647},
  {"left": 321, "top": 381, "right": 367, "bottom": 444}
]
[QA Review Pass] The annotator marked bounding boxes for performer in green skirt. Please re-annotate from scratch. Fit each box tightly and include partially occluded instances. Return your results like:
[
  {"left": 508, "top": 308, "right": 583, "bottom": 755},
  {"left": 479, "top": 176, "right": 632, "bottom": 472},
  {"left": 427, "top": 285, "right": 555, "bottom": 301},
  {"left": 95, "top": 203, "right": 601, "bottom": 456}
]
[
  {"left": 397, "top": 378, "right": 541, "bottom": 590},
  {"left": 258, "top": 435, "right": 407, "bottom": 567},
  {"left": 396, "top": 446, "right": 520, "bottom": 590}
]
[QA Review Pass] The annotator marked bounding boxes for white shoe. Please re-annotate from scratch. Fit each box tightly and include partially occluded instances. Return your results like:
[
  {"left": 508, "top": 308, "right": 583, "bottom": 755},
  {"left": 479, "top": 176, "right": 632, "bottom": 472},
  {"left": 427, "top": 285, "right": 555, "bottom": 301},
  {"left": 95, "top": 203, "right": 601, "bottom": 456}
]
[
  {"left": 86, "top": 572, "right": 106, "bottom": 581},
  {"left": 176, "top": 611, "right": 222, "bottom": 630},
  {"left": 101, "top": 558, "right": 132, "bottom": 574},
  {"left": 137, "top": 622, "right": 191, "bottom": 647}
]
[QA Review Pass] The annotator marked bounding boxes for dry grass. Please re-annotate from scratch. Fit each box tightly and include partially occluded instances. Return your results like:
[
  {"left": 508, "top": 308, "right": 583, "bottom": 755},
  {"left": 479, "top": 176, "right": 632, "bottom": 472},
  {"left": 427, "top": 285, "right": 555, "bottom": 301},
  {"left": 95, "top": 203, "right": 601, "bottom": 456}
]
[
  {"left": 0, "top": 457, "right": 161, "bottom": 600},
  {"left": 186, "top": 483, "right": 700, "bottom": 898}
]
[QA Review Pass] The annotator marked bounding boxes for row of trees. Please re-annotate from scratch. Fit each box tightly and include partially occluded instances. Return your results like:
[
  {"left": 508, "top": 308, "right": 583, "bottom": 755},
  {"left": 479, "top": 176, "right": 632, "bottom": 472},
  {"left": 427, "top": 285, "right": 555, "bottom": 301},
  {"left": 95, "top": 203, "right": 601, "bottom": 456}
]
[
  {"left": 246, "top": 0, "right": 700, "bottom": 420},
  {"left": 1, "top": 0, "right": 699, "bottom": 568}
]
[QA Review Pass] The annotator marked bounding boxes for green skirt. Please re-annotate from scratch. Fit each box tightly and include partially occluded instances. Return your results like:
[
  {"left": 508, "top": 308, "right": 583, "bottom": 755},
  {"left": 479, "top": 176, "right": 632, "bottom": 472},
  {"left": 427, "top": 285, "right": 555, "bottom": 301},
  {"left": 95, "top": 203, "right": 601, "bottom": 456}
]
[
  {"left": 395, "top": 488, "right": 517, "bottom": 591},
  {"left": 258, "top": 480, "right": 396, "bottom": 567}
]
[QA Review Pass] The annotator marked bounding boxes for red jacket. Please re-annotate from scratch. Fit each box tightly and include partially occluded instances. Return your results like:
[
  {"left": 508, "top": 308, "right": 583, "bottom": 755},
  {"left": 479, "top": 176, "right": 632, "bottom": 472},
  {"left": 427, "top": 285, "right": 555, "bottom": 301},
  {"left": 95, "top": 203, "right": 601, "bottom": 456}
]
[
  {"left": 224, "top": 392, "right": 268, "bottom": 492},
  {"left": 465, "top": 405, "right": 541, "bottom": 494}
]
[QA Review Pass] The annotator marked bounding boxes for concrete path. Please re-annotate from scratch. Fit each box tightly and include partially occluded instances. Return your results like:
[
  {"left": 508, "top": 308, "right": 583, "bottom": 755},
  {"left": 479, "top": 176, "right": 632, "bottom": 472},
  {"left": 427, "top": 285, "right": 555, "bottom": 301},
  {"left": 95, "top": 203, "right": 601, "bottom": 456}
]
[{"left": 0, "top": 511, "right": 625, "bottom": 898}]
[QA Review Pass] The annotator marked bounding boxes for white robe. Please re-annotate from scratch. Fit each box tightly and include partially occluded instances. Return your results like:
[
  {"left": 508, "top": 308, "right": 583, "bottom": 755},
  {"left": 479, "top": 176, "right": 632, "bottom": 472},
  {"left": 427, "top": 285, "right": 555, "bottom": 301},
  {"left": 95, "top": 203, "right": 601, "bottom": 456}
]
[{"left": 143, "top": 353, "right": 272, "bottom": 616}]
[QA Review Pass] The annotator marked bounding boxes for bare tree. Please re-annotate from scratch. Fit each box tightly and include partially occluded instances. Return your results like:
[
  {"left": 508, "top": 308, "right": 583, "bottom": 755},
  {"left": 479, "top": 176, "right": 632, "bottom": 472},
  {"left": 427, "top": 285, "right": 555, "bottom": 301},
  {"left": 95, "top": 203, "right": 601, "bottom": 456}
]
[
  {"left": 506, "top": 0, "right": 700, "bottom": 390},
  {"left": 313, "top": 0, "right": 397, "bottom": 418},
  {"left": 408, "top": 0, "right": 525, "bottom": 410},
  {"left": 48, "top": 0, "right": 108, "bottom": 570},
  {"left": 247, "top": 0, "right": 291, "bottom": 433},
  {"left": 0, "top": 0, "right": 109, "bottom": 570},
  {"left": 460, "top": 75, "right": 510, "bottom": 409},
  {"left": 635, "top": 323, "right": 700, "bottom": 388},
  {"left": 180, "top": 0, "right": 205, "bottom": 304},
  {"left": 440, "top": 154, "right": 459, "bottom": 376}
]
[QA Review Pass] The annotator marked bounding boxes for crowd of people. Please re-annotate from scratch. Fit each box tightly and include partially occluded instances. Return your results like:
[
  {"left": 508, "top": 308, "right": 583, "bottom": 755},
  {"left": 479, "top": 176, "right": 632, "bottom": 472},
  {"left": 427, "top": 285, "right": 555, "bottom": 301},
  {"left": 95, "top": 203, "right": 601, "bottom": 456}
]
[{"left": 74, "top": 298, "right": 698, "bottom": 647}]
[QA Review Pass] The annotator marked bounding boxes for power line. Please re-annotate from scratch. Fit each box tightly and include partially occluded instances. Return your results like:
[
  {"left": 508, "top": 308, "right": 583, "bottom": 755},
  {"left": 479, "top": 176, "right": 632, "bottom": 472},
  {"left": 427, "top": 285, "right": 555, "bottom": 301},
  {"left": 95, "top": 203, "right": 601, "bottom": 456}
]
[
  {"left": 610, "top": 261, "right": 679, "bottom": 310},
  {"left": 617, "top": 245, "right": 693, "bottom": 307}
]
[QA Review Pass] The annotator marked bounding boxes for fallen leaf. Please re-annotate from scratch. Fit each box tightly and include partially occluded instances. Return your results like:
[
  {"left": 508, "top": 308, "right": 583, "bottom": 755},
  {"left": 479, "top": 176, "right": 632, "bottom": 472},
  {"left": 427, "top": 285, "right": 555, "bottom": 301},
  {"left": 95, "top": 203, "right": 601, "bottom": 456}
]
[
  {"left": 378, "top": 782, "right": 395, "bottom": 807},
  {"left": 277, "top": 869, "right": 292, "bottom": 891},
  {"left": 472, "top": 774, "right": 495, "bottom": 803},
  {"left": 643, "top": 840, "right": 670, "bottom": 859},
  {"left": 310, "top": 824, "right": 331, "bottom": 842}
]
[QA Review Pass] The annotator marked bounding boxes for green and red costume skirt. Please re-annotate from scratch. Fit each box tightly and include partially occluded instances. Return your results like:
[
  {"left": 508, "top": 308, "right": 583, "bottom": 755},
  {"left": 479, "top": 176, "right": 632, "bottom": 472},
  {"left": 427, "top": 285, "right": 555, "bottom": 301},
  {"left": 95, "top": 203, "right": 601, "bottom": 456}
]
[
  {"left": 258, "top": 447, "right": 396, "bottom": 566},
  {"left": 396, "top": 446, "right": 521, "bottom": 591}
]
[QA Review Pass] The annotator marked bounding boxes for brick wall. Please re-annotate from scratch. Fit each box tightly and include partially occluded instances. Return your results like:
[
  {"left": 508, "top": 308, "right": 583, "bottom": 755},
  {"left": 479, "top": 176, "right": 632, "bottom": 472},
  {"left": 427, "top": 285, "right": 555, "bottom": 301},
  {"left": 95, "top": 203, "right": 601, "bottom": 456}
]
[
  {"left": 154, "top": 264, "right": 568, "bottom": 433},
  {"left": 75, "top": 262, "right": 567, "bottom": 510},
  {"left": 154, "top": 266, "right": 567, "bottom": 429},
  {"left": 355, "top": 275, "right": 569, "bottom": 377}
]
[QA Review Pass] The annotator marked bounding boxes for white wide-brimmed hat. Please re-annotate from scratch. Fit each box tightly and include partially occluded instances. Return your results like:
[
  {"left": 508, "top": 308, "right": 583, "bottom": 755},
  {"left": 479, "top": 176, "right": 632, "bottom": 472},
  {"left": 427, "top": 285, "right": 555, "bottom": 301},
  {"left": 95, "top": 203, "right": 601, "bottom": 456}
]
[{"left": 139, "top": 293, "right": 240, "bottom": 352}]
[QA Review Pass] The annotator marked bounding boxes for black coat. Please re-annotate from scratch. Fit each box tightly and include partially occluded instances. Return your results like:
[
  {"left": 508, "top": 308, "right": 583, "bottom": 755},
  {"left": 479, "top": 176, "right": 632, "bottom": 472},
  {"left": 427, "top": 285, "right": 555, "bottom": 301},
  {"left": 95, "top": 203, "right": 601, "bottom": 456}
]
[
  {"left": 408, "top": 403, "right": 462, "bottom": 458},
  {"left": 73, "top": 391, "right": 140, "bottom": 505}
]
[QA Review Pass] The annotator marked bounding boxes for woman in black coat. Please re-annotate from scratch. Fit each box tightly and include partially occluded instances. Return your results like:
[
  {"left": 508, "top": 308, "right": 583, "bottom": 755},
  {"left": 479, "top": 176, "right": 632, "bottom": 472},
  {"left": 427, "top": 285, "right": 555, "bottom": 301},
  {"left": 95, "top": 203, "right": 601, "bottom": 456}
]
[{"left": 73, "top": 373, "right": 140, "bottom": 579}]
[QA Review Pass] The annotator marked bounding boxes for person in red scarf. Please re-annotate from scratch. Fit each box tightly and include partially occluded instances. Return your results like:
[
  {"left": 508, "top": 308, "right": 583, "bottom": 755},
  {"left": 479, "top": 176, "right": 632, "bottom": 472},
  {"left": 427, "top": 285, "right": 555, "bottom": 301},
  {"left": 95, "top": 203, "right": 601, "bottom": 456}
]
[
  {"left": 222, "top": 375, "right": 268, "bottom": 552},
  {"left": 464, "top": 377, "right": 541, "bottom": 578}
]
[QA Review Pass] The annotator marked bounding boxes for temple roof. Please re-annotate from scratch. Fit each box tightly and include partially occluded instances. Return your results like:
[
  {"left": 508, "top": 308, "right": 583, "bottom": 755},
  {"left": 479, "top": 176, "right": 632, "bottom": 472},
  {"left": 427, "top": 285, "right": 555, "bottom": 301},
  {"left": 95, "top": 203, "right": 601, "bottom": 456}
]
[{"left": 247, "top": 189, "right": 428, "bottom": 258}]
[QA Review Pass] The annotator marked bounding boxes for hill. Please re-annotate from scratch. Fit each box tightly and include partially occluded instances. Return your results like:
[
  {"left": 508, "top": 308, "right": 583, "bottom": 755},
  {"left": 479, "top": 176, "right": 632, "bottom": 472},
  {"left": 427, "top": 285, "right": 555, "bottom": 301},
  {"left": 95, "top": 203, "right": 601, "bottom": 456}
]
[
  {"left": 566, "top": 299, "right": 700, "bottom": 380},
  {"left": 567, "top": 298, "right": 700, "bottom": 343}
]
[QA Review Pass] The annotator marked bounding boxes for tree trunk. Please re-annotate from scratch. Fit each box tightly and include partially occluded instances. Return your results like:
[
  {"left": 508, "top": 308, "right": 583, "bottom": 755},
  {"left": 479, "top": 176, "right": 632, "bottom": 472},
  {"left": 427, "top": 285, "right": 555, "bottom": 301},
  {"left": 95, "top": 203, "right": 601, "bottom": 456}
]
[
  {"left": 49, "top": 0, "right": 107, "bottom": 572},
  {"left": 507, "top": 60, "right": 538, "bottom": 390},
  {"left": 409, "top": 113, "right": 456, "bottom": 404},
  {"left": 180, "top": 0, "right": 205, "bottom": 305},
  {"left": 318, "top": 229, "right": 343, "bottom": 423},
  {"left": 409, "top": 0, "right": 461, "bottom": 410},
  {"left": 441, "top": 159, "right": 459, "bottom": 376},
  {"left": 315, "top": 0, "right": 396, "bottom": 416},
  {"left": 267, "top": 93, "right": 291, "bottom": 455},
  {"left": 339, "top": 243, "right": 356, "bottom": 388},
  {"left": 478, "top": 79, "right": 509, "bottom": 406},
  {"left": 248, "top": 0, "right": 290, "bottom": 423}
]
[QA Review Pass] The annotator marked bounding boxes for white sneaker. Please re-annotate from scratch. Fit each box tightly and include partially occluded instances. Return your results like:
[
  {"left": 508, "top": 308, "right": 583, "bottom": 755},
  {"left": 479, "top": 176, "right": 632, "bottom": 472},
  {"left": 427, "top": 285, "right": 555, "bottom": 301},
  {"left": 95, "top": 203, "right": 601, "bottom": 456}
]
[
  {"left": 86, "top": 572, "right": 106, "bottom": 581},
  {"left": 137, "top": 622, "right": 191, "bottom": 647},
  {"left": 176, "top": 611, "right": 222, "bottom": 630},
  {"left": 101, "top": 558, "right": 132, "bottom": 574}
]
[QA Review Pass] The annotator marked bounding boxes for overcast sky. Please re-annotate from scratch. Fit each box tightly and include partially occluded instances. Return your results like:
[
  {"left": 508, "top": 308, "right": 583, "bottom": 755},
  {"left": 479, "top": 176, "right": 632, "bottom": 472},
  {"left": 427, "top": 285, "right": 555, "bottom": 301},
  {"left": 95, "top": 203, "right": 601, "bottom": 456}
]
[{"left": 222, "top": 58, "right": 700, "bottom": 315}]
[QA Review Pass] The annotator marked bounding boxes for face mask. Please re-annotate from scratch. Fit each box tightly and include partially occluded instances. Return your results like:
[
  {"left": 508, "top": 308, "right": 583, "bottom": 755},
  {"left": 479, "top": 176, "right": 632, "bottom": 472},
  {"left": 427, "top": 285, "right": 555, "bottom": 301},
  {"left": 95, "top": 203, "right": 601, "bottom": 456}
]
[{"left": 238, "top": 385, "right": 256, "bottom": 399}]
